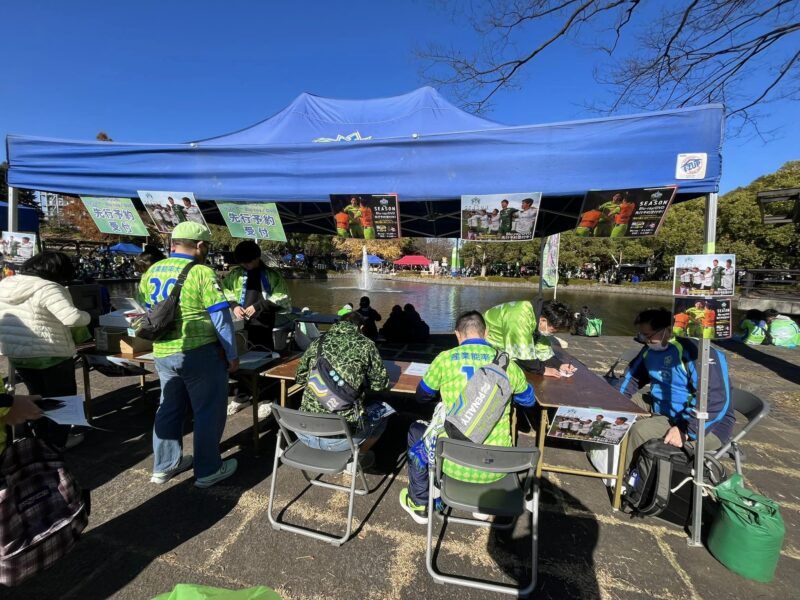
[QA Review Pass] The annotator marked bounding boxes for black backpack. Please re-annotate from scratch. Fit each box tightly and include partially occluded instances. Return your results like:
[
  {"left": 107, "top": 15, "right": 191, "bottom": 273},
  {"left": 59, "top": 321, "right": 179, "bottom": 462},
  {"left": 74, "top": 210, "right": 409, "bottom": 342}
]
[
  {"left": 136, "top": 262, "right": 195, "bottom": 341},
  {"left": 624, "top": 439, "right": 726, "bottom": 526}
]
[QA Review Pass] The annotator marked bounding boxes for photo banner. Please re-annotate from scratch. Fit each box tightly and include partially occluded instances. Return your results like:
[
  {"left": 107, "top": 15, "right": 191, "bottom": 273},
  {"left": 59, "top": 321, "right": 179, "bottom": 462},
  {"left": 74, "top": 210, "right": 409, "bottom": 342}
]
[
  {"left": 542, "top": 233, "right": 560, "bottom": 289},
  {"left": 216, "top": 201, "right": 287, "bottom": 241},
  {"left": 80, "top": 197, "right": 149, "bottom": 236},
  {"left": 547, "top": 406, "right": 639, "bottom": 446},
  {"left": 330, "top": 194, "right": 400, "bottom": 239},
  {"left": 137, "top": 190, "right": 207, "bottom": 233},
  {"left": 461, "top": 192, "right": 542, "bottom": 242},
  {"left": 673, "top": 297, "right": 732, "bottom": 340},
  {"left": 673, "top": 254, "right": 735, "bottom": 297},
  {"left": 1, "top": 231, "right": 38, "bottom": 264},
  {"left": 575, "top": 186, "right": 677, "bottom": 238}
]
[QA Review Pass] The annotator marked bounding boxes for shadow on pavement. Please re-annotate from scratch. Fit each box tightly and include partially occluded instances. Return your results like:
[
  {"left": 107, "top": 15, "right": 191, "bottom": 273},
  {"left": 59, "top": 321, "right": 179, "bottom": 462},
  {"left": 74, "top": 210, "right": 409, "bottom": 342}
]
[{"left": 716, "top": 341, "right": 800, "bottom": 385}]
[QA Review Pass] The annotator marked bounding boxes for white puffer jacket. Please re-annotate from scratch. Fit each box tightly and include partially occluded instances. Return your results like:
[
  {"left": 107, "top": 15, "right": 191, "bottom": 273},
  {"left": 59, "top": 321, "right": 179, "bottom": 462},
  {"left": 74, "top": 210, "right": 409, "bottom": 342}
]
[{"left": 0, "top": 274, "right": 90, "bottom": 358}]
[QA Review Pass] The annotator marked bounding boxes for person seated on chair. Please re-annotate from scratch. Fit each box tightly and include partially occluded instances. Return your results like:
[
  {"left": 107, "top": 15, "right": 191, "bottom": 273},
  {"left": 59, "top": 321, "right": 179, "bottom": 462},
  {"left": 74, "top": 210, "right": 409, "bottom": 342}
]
[
  {"left": 616, "top": 307, "right": 735, "bottom": 470},
  {"left": 379, "top": 304, "right": 404, "bottom": 342},
  {"left": 222, "top": 240, "right": 291, "bottom": 417},
  {"left": 484, "top": 299, "right": 575, "bottom": 378},
  {"left": 399, "top": 310, "right": 535, "bottom": 524},
  {"left": 764, "top": 309, "right": 800, "bottom": 348},
  {"left": 294, "top": 311, "right": 390, "bottom": 467},
  {"left": 356, "top": 296, "right": 382, "bottom": 340}
]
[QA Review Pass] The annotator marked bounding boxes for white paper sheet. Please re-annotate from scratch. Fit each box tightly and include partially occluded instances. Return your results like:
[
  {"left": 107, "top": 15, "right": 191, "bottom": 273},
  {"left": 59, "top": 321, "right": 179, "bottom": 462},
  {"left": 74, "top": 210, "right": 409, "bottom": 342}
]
[
  {"left": 403, "top": 362, "right": 430, "bottom": 377},
  {"left": 43, "top": 395, "right": 91, "bottom": 427},
  {"left": 136, "top": 353, "right": 155, "bottom": 361},
  {"left": 108, "top": 355, "right": 145, "bottom": 369}
]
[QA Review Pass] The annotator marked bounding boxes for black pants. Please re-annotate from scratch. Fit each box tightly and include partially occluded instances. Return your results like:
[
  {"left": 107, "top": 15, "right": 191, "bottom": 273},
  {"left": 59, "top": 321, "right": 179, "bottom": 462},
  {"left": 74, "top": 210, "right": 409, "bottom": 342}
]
[{"left": 15, "top": 357, "right": 76, "bottom": 448}]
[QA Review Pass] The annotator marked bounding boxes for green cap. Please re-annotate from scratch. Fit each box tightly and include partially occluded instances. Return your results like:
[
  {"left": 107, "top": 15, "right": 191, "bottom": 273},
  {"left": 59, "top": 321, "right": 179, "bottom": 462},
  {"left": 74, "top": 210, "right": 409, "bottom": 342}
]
[
  {"left": 171, "top": 221, "right": 211, "bottom": 242},
  {"left": 337, "top": 304, "right": 353, "bottom": 317}
]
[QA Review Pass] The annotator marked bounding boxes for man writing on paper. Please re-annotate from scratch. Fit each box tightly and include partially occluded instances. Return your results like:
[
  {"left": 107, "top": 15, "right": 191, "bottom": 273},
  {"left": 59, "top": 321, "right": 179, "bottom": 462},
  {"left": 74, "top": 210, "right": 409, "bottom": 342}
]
[{"left": 138, "top": 222, "right": 239, "bottom": 488}]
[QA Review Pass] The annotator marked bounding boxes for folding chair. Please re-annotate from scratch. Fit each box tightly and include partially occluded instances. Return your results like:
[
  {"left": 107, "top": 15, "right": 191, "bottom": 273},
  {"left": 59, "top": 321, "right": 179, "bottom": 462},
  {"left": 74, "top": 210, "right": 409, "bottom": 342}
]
[
  {"left": 604, "top": 346, "right": 642, "bottom": 380},
  {"left": 267, "top": 404, "right": 372, "bottom": 546},
  {"left": 426, "top": 438, "right": 540, "bottom": 597},
  {"left": 711, "top": 388, "right": 770, "bottom": 475}
]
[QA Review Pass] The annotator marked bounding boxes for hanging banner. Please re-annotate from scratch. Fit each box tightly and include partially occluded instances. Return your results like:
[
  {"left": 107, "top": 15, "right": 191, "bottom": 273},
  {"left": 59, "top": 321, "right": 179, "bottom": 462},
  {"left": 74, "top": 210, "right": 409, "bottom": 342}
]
[
  {"left": 575, "top": 186, "right": 676, "bottom": 238},
  {"left": 80, "top": 197, "right": 149, "bottom": 236},
  {"left": 542, "top": 233, "right": 560, "bottom": 289},
  {"left": 461, "top": 192, "right": 541, "bottom": 242},
  {"left": 216, "top": 201, "right": 287, "bottom": 241},
  {"left": 673, "top": 254, "right": 735, "bottom": 297},
  {"left": 137, "top": 190, "right": 207, "bottom": 233},
  {"left": 673, "top": 297, "right": 732, "bottom": 339},
  {"left": 330, "top": 194, "right": 400, "bottom": 239},
  {"left": 1, "top": 231, "right": 38, "bottom": 264}
]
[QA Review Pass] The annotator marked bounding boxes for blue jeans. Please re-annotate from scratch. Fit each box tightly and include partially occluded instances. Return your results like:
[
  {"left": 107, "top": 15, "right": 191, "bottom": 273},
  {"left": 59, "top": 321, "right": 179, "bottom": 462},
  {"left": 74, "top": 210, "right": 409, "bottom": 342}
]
[
  {"left": 296, "top": 403, "right": 390, "bottom": 452},
  {"left": 153, "top": 343, "right": 228, "bottom": 478}
]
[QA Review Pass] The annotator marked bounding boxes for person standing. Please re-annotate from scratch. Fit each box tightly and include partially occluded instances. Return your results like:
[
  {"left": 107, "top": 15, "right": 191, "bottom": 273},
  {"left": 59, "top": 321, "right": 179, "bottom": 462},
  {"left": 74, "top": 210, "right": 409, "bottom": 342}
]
[
  {"left": 575, "top": 207, "right": 601, "bottom": 237},
  {"left": 721, "top": 259, "right": 735, "bottom": 293},
  {"left": 498, "top": 199, "right": 518, "bottom": 236},
  {"left": 222, "top": 240, "right": 291, "bottom": 416},
  {"left": 610, "top": 195, "right": 636, "bottom": 238},
  {"left": 138, "top": 222, "right": 238, "bottom": 488},
  {"left": 515, "top": 197, "right": 537, "bottom": 237},
  {"left": 0, "top": 252, "right": 91, "bottom": 449},
  {"left": 182, "top": 197, "right": 204, "bottom": 224},
  {"left": 691, "top": 267, "right": 703, "bottom": 290},
  {"left": 335, "top": 209, "right": 351, "bottom": 237},
  {"left": 711, "top": 259, "right": 724, "bottom": 292},
  {"left": 168, "top": 196, "right": 187, "bottom": 223},
  {"left": 344, "top": 197, "right": 363, "bottom": 238},
  {"left": 595, "top": 193, "right": 622, "bottom": 237},
  {"left": 359, "top": 198, "right": 376, "bottom": 240}
]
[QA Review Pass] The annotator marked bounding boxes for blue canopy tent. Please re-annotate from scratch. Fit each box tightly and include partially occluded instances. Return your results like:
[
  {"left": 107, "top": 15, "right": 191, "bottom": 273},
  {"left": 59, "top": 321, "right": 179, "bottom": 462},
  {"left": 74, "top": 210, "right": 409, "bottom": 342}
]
[
  {"left": 357, "top": 254, "right": 384, "bottom": 265},
  {"left": 109, "top": 242, "right": 142, "bottom": 254},
  {"left": 0, "top": 201, "right": 39, "bottom": 233},
  {"left": 5, "top": 87, "right": 723, "bottom": 238}
]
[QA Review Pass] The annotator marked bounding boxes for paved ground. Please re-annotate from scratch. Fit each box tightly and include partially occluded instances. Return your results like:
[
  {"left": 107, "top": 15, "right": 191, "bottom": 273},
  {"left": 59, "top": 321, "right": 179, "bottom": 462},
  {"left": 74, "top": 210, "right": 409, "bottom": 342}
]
[{"left": 2, "top": 336, "right": 798, "bottom": 599}]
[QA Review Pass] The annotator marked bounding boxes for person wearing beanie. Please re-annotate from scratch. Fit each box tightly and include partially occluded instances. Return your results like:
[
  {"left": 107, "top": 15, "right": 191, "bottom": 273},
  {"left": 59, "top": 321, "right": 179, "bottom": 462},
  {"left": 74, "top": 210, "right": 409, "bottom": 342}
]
[
  {"left": 137, "top": 221, "right": 239, "bottom": 488},
  {"left": 222, "top": 240, "right": 291, "bottom": 416}
]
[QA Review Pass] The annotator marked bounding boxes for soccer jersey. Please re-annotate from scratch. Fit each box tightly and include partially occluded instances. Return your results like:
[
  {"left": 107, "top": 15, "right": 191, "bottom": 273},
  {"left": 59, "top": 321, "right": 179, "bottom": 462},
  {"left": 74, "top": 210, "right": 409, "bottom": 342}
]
[
  {"left": 484, "top": 300, "right": 536, "bottom": 360},
  {"left": 692, "top": 272, "right": 703, "bottom": 286},
  {"left": 498, "top": 207, "right": 517, "bottom": 232},
  {"left": 488, "top": 215, "right": 500, "bottom": 232},
  {"left": 515, "top": 208, "right": 537, "bottom": 235},
  {"left": 419, "top": 338, "right": 534, "bottom": 483},
  {"left": 138, "top": 254, "right": 230, "bottom": 358}
]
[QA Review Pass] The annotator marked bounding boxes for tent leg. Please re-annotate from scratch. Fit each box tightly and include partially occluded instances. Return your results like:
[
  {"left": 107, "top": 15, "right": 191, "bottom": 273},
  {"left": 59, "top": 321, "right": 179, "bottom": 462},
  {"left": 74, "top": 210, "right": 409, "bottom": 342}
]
[
  {"left": 7, "top": 186, "right": 19, "bottom": 232},
  {"left": 688, "top": 192, "right": 717, "bottom": 547}
]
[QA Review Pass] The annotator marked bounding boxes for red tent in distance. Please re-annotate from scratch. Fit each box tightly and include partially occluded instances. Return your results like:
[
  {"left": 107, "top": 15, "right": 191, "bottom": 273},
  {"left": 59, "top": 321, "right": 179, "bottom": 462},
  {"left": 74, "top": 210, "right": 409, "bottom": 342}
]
[{"left": 393, "top": 255, "right": 431, "bottom": 266}]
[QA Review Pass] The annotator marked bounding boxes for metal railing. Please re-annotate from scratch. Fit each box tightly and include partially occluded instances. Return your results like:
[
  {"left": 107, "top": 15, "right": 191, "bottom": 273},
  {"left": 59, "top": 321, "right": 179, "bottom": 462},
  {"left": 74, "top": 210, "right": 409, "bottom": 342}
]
[{"left": 739, "top": 269, "right": 800, "bottom": 299}]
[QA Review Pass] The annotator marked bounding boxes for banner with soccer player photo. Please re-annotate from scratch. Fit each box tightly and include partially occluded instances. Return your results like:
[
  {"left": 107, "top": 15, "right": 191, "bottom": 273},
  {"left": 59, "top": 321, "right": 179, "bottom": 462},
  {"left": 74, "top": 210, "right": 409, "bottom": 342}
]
[
  {"left": 673, "top": 297, "right": 733, "bottom": 340},
  {"left": 673, "top": 254, "right": 735, "bottom": 297},
  {"left": 575, "top": 186, "right": 677, "bottom": 238},
  {"left": 547, "top": 406, "right": 639, "bottom": 446},
  {"left": 461, "top": 192, "right": 542, "bottom": 242},
  {"left": 1, "top": 231, "right": 38, "bottom": 264},
  {"left": 330, "top": 194, "right": 400, "bottom": 239},
  {"left": 137, "top": 190, "right": 208, "bottom": 233}
]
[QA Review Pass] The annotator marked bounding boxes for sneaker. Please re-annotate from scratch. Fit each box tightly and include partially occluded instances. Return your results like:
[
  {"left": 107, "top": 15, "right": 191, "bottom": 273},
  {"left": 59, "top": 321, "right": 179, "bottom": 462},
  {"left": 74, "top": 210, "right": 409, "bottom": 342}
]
[
  {"left": 345, "top": 450, "right": 375, "bottom": 475},
  {"left": 150, "top": 455, "right": 194, "bottom": 484},
  {"left": 194, "top": 458, "right": 238, "bottom": 488},
  {"left": 257, "top": 402, "right": 273, "bottom": 419},
  {"left": 399, "top": 487, "right": 428, "bottom": 525},
  {"left": 227, "top": 396, "right": 251, "bottom": 416},
  {"left": 471, "top": 511, "right": 494, "bottom": 521}
]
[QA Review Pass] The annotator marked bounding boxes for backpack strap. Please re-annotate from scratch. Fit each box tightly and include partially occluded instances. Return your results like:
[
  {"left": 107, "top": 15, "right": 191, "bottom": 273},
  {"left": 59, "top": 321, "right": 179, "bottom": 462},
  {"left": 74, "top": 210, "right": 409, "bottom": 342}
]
[
  {"left": 636, "top": 454, "right": 675, "bottom": 516},
  {"left": 493, "top": 350, "right": 510, "bottom": 371},
  {"left": 169, "top": 262, "right": 196, "bottom": 302}
]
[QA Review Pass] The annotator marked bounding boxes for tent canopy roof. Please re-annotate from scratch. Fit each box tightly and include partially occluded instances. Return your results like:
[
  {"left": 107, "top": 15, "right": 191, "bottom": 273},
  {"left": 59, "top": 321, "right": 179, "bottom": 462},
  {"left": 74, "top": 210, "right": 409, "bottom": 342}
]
[
  {"left": 109, "top": 242, "right": 142, "bottom": 254},
  {"left": 394, "top": 255, "right": 431, "bottom": 266},
  {"left": 5, "top": 87, "right": 724, "bottom": 238}
]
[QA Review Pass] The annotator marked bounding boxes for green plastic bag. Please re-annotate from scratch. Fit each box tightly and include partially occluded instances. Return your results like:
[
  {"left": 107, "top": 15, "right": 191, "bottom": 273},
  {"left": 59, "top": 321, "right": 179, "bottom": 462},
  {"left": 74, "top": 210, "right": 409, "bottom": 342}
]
[
  {"left": 707, "top": 474, "right": 785, "bottom": 582},
  {"left": 152, "top": 584, "right": 282, "bottom": 600},
  {"left": 585, "top": 318, "right": 603, "bottom": 337}
]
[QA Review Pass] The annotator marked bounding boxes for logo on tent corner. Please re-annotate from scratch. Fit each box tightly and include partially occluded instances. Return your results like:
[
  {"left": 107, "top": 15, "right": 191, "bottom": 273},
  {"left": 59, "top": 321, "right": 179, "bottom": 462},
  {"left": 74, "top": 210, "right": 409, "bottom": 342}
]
[
  {"left": 675, "top": 153, "right": 707, "bottom": 180},
  {"left": 313, "top": 131, "right": 373, "bottom": 143}
]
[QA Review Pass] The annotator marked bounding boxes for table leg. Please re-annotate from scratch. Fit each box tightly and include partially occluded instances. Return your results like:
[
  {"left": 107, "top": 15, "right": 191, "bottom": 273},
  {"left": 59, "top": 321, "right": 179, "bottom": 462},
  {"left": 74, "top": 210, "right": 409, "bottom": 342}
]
[
  {"left": 280, "top": 379, "right": 287, "bottom": 408},
  {"left": 536, "top": 409, "right": 548, "bottom": 478},
  {"left": 139, "top": 363, "right": 147, "bottom": 402},
  {"left": 82, "top": 357, "right": 93, "bottom": 421},
  {"left": 612, "top": 432, "right": 630, "bottom": 510},
  {"left": 251, "top": 374, "right": 261, "bottom": 456}
]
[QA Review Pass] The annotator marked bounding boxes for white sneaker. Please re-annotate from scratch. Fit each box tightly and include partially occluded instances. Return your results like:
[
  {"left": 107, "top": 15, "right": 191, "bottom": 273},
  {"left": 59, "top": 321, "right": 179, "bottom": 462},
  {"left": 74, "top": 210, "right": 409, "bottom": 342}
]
[
  {"left": 151, "top": 455, "right": 194, "bottom": 484},
  {"left": 227, "top": 397, "right": 251, "bottom": 416},
  {"left": 471, "top": 511, "right": 494, "bottom": 521},
  {"left": 257, "top": 403, "right": 273, "bottom": 419},
  {"left": 194, "top": 458, "right": 238, "bottom": 488}
]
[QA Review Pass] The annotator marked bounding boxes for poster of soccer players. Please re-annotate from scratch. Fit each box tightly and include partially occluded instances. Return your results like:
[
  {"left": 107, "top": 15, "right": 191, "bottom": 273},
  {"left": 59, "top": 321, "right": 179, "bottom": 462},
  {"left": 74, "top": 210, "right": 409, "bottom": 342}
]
[
  {"left": 330, "top": 194, "right": 400, "bottom": 239},
  {"left": 547, "top": 406, "right": 639, "bottom": 446},
  {"left": 673, "top": 254, "right": 736, "bottom": 297},
  {"left": 137, "top": 190, "right": 208, "bottom": 233},
  {"left": 575, "top": 186, "right": 676, "bottom": 238},
  {"left": 1, "top": 231, "right": 38, "bottom": 264},
  {"left": 461, "top": 192, "right": 542, "bottom": 241},
  {"left": 673, "top": 297, "right": 732, "bottom": 339}
]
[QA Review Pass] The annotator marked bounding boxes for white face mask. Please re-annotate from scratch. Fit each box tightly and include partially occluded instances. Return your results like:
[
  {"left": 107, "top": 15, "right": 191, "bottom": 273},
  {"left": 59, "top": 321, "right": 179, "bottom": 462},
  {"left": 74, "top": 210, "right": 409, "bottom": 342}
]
[
  {"left": 538, "top": 328, "right": 553, "bottom": 337},
  {"left": 647, "top": 340, "right": 669, "bottom": 352}
]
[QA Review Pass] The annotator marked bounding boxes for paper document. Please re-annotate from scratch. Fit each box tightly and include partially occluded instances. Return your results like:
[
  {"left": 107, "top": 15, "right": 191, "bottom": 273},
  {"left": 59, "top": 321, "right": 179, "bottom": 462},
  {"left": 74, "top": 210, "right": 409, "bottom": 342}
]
[
  {"left": 42, "top": 395, "right": 91, "bottom": 427},
  {"left": 108, "top": 355, "right": 147, "bottom": 369},
  {"left": 137, "top": 353, "right": 155, "bottom": 361},
  {"left": 239, "top": 351, "right": 279, "bottom": 370},
  {"left": 403, "top": 362, "right": 430, "bottom": 377}
]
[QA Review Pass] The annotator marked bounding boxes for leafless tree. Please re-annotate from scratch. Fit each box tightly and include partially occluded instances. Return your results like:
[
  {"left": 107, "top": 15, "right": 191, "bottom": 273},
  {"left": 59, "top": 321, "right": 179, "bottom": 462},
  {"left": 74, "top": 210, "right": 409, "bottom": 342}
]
[{"left": 419, "top": 1, "right": 799, "bottom": 134}]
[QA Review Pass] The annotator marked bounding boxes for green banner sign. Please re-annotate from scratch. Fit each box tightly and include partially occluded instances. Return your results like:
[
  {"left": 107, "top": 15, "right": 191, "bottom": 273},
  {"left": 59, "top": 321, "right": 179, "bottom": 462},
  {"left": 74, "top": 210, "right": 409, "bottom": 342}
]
[
  {"left": 216, "top": 201, "right": 287, "bottom": 242},
  {"left": 81, "top": 197, "right": 149, "bottom": 236}
]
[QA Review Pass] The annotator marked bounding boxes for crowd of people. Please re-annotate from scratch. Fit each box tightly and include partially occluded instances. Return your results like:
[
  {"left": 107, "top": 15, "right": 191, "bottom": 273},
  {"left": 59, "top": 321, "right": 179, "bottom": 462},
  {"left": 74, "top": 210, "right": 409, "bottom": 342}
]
[{"left": 736, "top": 308, "right": 800, "bottom": 348}]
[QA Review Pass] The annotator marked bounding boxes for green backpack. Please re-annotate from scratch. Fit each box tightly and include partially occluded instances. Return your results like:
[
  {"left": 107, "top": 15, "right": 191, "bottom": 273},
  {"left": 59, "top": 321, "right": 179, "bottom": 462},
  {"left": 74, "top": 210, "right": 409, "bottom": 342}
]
[{"left": 585, "top": 317, "right": 603, "bottom": 337}]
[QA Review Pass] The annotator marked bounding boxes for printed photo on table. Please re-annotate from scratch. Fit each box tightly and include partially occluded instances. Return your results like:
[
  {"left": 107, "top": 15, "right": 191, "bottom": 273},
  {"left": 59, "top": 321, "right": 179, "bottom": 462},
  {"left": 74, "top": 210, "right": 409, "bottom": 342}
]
[
  {"left": 575, "top": 186, "right": 676, "bottom": 238},
  {"left": 673, "top": 297, "right": 733, "bottom": 340},
  {"left": 673, "top": 254, "right": 736, "bottom": 297},
  {"left": 137, "top": 190, "right": 207, "bottom": 233},
  {"left": 1, "top": 231, "right": 37, "bottom": 264},
  {"left": 547, "top": 406, "right": 639, "bottom": 445},
  {"left": 460, "top": 192, "right": 542, "bottom": 242},
  {"left": 330, "top": 194, "right": 400, "bottom": 239}
]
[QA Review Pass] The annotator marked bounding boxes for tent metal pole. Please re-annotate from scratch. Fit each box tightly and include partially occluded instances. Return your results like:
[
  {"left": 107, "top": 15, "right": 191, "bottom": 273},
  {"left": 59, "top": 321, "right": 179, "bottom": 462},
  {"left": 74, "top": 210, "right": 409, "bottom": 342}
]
[
  {"left": 7, "top": 186, "right": 19, "bottom": 232},
  {"left": 538, "top": 238, "right": 545, "bottom": 299},
  {"left": 688, "top": 191, "right": 717, "bottom": 547}
]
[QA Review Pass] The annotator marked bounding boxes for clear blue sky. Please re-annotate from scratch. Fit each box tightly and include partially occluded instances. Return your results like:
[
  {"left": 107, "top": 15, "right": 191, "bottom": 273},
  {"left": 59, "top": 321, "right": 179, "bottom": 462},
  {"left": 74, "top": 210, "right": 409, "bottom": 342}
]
[{"left": 1, "top": 1, "right": 796, "bottom": 193}]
